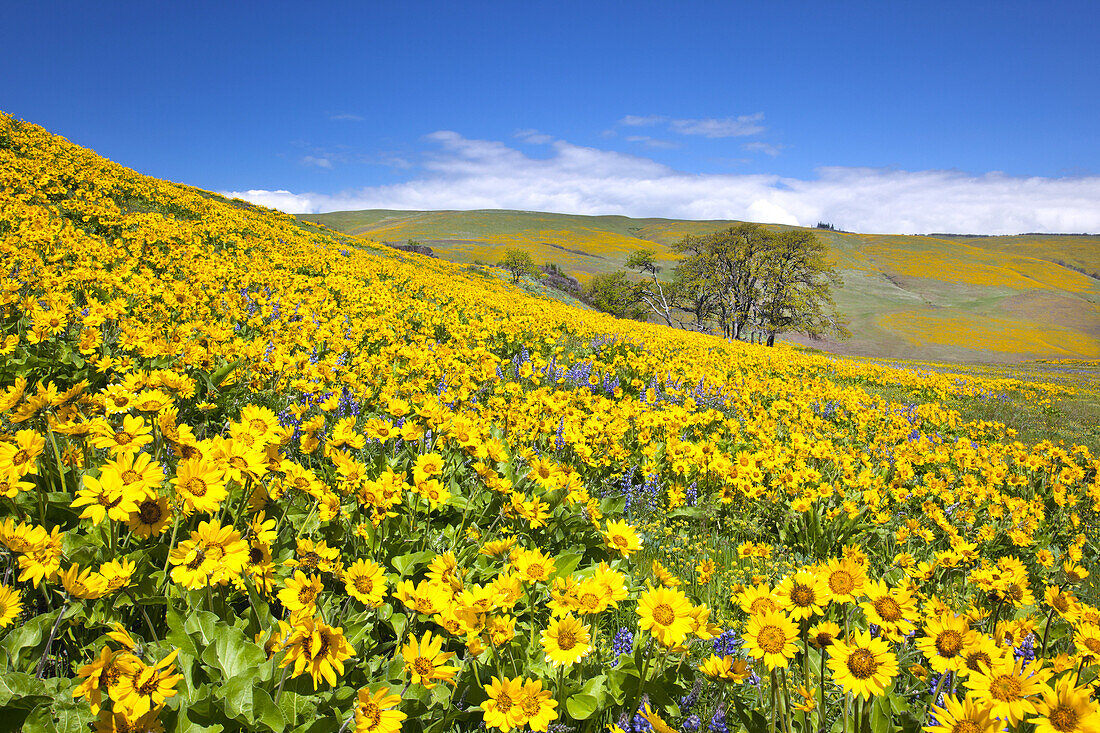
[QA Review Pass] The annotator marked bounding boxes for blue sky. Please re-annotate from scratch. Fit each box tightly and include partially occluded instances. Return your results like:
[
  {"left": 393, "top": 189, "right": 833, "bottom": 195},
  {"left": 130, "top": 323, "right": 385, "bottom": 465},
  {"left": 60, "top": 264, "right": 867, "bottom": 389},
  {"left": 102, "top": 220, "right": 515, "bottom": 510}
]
[{"left": 3, "top": 1, "right": 1098, "bottom": 233}]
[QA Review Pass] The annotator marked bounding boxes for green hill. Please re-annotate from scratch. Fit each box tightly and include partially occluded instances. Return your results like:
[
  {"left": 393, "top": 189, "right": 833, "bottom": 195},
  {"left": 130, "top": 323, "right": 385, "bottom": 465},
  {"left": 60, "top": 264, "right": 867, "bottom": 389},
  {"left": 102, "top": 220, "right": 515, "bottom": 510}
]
[{"left": 301, "top": 209, "right": 1100, "bottom": 363}]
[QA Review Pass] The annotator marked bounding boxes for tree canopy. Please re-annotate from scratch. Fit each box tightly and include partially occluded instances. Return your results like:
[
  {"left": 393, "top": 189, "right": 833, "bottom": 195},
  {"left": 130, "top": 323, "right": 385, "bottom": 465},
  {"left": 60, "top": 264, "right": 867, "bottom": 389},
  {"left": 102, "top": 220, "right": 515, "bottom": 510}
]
[
  {"left": 605, "top": 224, "right": 847, "bottom": 345},
  {"left": 497, "top": 249, "right": 537, "bottom": 284}
]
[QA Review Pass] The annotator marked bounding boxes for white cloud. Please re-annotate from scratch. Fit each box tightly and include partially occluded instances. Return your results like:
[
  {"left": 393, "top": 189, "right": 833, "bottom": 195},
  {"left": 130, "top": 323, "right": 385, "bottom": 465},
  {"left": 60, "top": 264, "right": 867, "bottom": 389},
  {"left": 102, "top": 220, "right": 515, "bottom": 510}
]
[
  {"left": 225, "top": 133, "right": 1100, "bottom": 234},
  {"left": 620, "top": 113, "right": 766, "bottom": 138},
  {"left": 619, "top": 114, "right": 668, "bottom": 127},
  {"left": 515, "top": 129, "right": 555, "bottom": 144},
  {"left": 329, "top": 113, "right": 364, "bottom": 121},
  {"left": 669, "top": 114, "right": 766, "bottom": 138},
  {"left": 624, "top": 135, "right": 678, "bottom": 149},
  {"left": 743, "top": 141, "right": 785, "bottom": 157},
  {"left": 301, "top": 155, "right": 334, "bottom": 169}
]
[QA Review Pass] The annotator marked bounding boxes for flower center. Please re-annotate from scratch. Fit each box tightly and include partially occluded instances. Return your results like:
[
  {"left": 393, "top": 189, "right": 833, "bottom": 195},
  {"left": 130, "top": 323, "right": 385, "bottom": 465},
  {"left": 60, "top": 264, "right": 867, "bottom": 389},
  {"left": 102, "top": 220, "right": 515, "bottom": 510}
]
[
  {"left": 873, "top": 596, "right": 902, "bottom": 621},
  {"left": 829, "top": 570, "right": 854, "bottom": 594},
  {"left": 847, "top": 648, "right": 878, "bottom": 679},
  {"left": 114, "top": 432, "right": 132, "bottom": 445},
  {"left": 935, "top": 630, "right": 964, "bottom": 657},
  {"left": 122, "top": 469, "right": 141, "bottom": 484},
  {"left": 138, "top": 500, "right": 163, "bottom": 524},
  {"left": 521, "top": 693, "right": 542, "bottom": 717},
  {"left": 358, "top": 701, "right": 381, "bottom": 727},
  {"left": 354, "top": 576, "right": 374, "bottom": 594},
  {"left": 990, "top": 674, "right": 1022, "bottom": 701},
  {"left": 1049, "top": 705, "right": 1080, "bottom": 732},
  {"left": 186, "top": 477, "right": 207, "bottom": 497},
  {"left": 815, "top": 632, "right": 834, "bottom": 647},
  {"left": 750, "top": 598, "right": 778, "bottom": 615},
  {"left": 951, "top": 721, "right": 981, "bottom": 733},
  {"left": 613, "top": 535, "right": 629, "bottom": 548},
  {"left": 1083, "top": 638, "right": 1100, "bottom": 655},
  {"left": 496, "top": 692, "right": 513, "bottom": 713},
  {"left": 966, "top": 651, "right": 991, "bottom": 671},
  {"left": 12, "top": 449, "right": 29, "bottom": 465},
  {"left": 652, "top": 603, "right": 676, "bottom": 626},
  {"left": 557, "top": 629, "right": 577, "bottom": 650},
  {"left": 413, "top": 657, "right": 434, "bottom": 677},
  {"left": 757, "top": 625, "right": 787, "bottom": 654},
  {"left": 298, "top": 586, "right": 317, "bottom": 605},
  {"left": 790, "top": 584, "right": 815, "bottom": 607}
]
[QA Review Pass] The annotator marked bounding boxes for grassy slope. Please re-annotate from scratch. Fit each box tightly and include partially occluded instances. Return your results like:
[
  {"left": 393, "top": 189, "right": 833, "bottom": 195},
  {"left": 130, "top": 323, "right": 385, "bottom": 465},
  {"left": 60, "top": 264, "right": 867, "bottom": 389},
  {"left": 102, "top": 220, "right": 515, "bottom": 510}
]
[{"left": 301, "top": 209, "right": 1100, "bottom": 363}]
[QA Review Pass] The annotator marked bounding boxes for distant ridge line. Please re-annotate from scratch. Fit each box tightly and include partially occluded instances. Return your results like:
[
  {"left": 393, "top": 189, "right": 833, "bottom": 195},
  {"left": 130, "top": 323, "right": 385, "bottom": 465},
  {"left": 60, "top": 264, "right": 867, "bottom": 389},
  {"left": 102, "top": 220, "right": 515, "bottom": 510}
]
[{"left": 924, "top": 232, "right": 1098, "bottom": 237}]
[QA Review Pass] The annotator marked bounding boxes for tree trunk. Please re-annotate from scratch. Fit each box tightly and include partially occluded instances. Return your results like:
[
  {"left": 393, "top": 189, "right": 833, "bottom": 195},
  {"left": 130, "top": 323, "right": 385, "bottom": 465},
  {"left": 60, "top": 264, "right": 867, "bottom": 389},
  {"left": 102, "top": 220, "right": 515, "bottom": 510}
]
[{"left": 766, "top": 331, "right": 776, "bottom": 347}]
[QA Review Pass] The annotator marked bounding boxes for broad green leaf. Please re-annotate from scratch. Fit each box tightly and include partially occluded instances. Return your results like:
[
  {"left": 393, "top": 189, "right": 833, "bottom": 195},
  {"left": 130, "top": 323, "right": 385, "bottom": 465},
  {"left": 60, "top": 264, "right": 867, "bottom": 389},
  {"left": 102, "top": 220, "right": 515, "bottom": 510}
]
[
  {"left": 2, "top": 610, "right": 58, "bottom": 670},
  {"left": 565, "top": 693, "right": 598, "bottom": 720},
  {"left": 391, "top": 551, "right": 436, "bottom": 577},
  {"left": 182, "top": 610, "right": 220, "bottom": 647},
  {"left": 276, "top": 690, "right": 316, "bottom": 729},
  {"left": 201, "top": 625, "right": 266, "bottom": 681},
  {"left": 551, "top": 551, "right": 583, "bottom": 581},
  {"left": 870, "top": 695, "right": 895, "bottom": 733}
]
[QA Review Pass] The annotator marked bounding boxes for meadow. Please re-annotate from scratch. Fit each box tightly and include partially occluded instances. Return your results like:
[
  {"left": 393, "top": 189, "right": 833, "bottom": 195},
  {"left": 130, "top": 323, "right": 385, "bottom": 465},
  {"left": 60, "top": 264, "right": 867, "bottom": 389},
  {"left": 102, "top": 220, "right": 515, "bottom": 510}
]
[
  {"left": 2, "top": 112, "right": 1100, "bottom": 733},
  {"left": 304, "top": 210, "right": 1100, "bottom": 364}
]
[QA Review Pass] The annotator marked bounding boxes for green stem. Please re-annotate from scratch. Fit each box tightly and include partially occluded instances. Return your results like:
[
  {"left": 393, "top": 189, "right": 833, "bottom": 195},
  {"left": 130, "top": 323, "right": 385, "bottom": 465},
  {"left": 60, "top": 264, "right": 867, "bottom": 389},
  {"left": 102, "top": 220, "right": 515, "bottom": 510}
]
[
  {"left": 1039, "top": 607, "right": 1057, "bottom": 659},
  {"left": 36, "top": 598, "right": 68, "bottom": 678},
  {"left": 125, "top": 589, "right": 160, "bottom": 643},
  {"left": 780, "top": 668, "right": 794, "bottom": 733},
  {"left": 158, "top": 505, "right": 182, "bottom": 592},
  {"left": 769, "top": 669, "right": 779, "bottom": 733},
  {"left": 927, "top": 671, "right": 948, "bottom": 721},
  {"left": 819, "top": 646, "right": 827, "bottom": 733}
]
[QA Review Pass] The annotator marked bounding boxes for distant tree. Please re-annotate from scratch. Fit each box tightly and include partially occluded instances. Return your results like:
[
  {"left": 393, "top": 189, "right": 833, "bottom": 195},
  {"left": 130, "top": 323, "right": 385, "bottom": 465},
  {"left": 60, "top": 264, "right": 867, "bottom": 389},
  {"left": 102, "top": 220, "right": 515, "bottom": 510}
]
[
  {"left": 498, "top": 249, "right": 537, "bottom": 284},
  {"left": 625, "top": 249, "right": 675, "bottom": 327},
  {"left": 583, "top": 271, "right": 647, "bottom": 320},
  {"left": 669, "top": 239, "right": 719, "bottom": 329},
  {"left": 669, "top": 225, "right": 847, "bottom": 345},
  {"left": 753, "top": 230, "right": 848, "bottom": 346},
  {"left": 679, "top": 224, "right": 772, "bottom": 339}
]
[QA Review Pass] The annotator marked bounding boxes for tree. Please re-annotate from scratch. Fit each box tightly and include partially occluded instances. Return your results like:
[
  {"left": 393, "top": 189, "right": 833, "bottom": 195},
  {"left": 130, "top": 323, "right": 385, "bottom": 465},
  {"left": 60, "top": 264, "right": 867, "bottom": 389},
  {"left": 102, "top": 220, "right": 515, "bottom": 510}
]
[
  {"left": 673, "top": 224, "right": 771, "bottom": 339},
  {"left": 753, "top": 230, "right": 848, "bottom": 346},
  {"left": 498, "top": 249, "right": 537, "bottom": 284},
  {"left": 625, "top": 249, "right": 675, "bottom": 327},
  {"left": 668, "top": 234, "right": 721, "bottom": 327},
  {"left": 583, "top": 271, "right": 647, "bottom": 320},
  {"left": 670, "top": 225, "right": 847, "bottom": 346}
]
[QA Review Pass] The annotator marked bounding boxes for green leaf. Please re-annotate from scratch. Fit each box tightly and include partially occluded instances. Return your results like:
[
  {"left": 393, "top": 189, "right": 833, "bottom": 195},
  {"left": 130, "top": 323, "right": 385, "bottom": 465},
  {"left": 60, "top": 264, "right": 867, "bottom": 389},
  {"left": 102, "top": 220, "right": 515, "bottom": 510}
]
[
  {"left": 252, "top": 688, "right": 286, "bottom": 732},
  {"left": 201, "top": 625, "right": 266, "bottom": 681},
  {"left": 276, "top": 690, "right": 316, "bottom": 729},
  {"left": 391, "top": 551, "right": 436, "bottom": 577},
  {"left": 1, "top": 610, "right": 58, "bottom": 670},
  {"left": 565, "top": 693, "right": 598, "bottom": 720},
  {"left": 217, "top": 675, "right": 285, "bottom": 731},
  {"left": 182, "top": 609, "right": 220, "bottom": 646},
  {"left": 18, "top": 697, "right": 95, "bottom": 733},
  {"left": 870, "top": 695, "right": 895, "bottom": 733},
  {"left": 730, "top": 696, "right": 770, "bottom": 733},
  {"left": 600, "top": 496, "right": 626, "bottom": 515},
  {"left": 0, "top": 671, "right": 53, "bottom": 710},
  {"left": 551, "top": 551, "right": 583, "bottom": 581}
]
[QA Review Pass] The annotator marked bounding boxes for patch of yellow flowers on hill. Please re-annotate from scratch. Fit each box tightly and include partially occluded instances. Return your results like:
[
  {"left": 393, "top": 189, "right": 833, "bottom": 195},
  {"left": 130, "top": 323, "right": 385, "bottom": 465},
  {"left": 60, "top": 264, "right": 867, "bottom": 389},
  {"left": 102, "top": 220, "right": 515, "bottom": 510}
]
[{"left": 0, "top": 111, "right": 1099, "bottom": 732}]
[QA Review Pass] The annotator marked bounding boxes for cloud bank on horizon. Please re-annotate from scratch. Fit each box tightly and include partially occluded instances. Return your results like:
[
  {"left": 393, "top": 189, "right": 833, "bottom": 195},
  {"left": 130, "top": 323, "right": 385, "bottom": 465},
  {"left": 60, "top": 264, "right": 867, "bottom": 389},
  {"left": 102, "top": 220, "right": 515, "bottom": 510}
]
[{"left": 224, "top": 131, "right": 1100, "bottom": 235}]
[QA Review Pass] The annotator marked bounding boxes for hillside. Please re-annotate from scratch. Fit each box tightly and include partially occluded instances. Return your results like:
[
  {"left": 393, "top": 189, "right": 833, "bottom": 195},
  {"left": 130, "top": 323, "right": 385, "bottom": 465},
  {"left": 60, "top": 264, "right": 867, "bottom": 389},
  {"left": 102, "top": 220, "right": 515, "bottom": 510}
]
[
  {"left": 3, "top": 112, "right": 1100, "bottom": 732},
  {"left": 303, "top": 209, "right": 1100, "bottom": 363}
]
